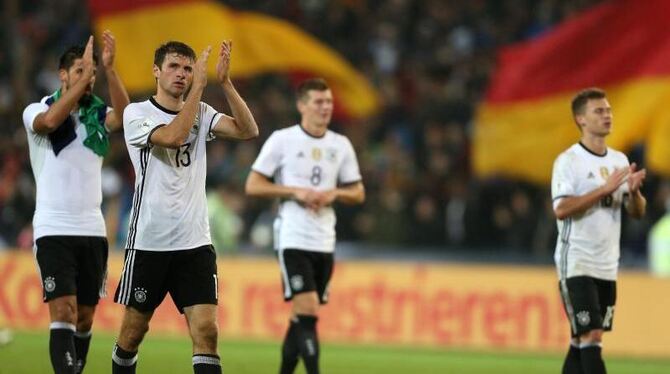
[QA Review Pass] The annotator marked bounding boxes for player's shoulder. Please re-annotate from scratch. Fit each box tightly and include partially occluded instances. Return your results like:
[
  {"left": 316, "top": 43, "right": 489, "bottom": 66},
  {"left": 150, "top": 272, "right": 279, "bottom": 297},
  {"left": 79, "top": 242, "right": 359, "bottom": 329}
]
[
  {"left": 607, "top": 147, "right": 629, "bottom": 162},
  {"left": 270, "top": 124, "right": 301, "bottom": 139},
  {"left": 22, "top": 96, "right": 50, "bottom": 125},
  {"left": 23, "top": 96, "right": 50, "bottom": 111},
  {"left": 124, "top": 100, "right": 153, "bottom": 117},
  {"left": 552, "top": 144, "right": 581, "bottom": 169},
  {"left": 126, "top": 99, "right": 152, "bottom": 112},
  {"left": 324, "top": 128, "right": 353, "bottom": 146}
]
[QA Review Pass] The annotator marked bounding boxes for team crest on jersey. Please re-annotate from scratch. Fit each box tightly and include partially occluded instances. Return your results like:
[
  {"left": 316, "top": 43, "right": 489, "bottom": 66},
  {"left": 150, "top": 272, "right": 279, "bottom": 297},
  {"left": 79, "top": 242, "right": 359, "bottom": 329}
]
[
  {"left": 311, "top": 148, "right": 322, "bottom": 161},
  {"left": 190, "top": 114, "right": 200, "bottom": 134},
  {"left": 576, "top": 310, "right": 590, "bottom": 326},
  {"left": 326, "top": 147, "right": 337, "bottom": 162},
  {"left": 134, "top": 287, "right": 148, "bottom": 303},
  {"left": 44, "top": 276, "right": 56, "bottom": 292},
  {"left": 599, "top": 167, "right": 609, "bottom": 180},
  {"left": 290, "top": 275, "right": 304, "bottom": 291}
]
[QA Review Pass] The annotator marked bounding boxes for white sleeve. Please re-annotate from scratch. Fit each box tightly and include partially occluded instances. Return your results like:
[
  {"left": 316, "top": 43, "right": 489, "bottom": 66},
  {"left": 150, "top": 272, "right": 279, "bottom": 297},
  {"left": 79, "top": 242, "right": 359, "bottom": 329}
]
[
  {"left": 200, "top": 102, "right": 221, "bottom": 142},
  {"left": 551, "top": 154, "right": 576, "bottom": 209},
  {"left": 124, "top": 104, "right": 164, "bottom": 148},
  {"left": 338, "top": 137, "right": 362, "bottom": 184},
  {"left": 23, "top": 102, "right": 49, "bottom": 133},
  {"left": 251, "top": 132, "right": 283, "bottom": 178}
]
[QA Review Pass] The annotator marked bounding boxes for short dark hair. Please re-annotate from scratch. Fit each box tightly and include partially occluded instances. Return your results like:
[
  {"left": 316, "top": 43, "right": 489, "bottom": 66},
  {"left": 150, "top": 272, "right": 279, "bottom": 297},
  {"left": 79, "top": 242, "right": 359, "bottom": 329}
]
[
  {"left": 154, "top": 41, "right": 196, "bottom": 67},
  {"left": 571, "top": 87, "right": 606, "bottom": 116},
  {"left": 296, "top": 78, "right": 330, "bottom": 101},
  {"left": 58, "top": 45, "right": 99, "bottom": 71}
]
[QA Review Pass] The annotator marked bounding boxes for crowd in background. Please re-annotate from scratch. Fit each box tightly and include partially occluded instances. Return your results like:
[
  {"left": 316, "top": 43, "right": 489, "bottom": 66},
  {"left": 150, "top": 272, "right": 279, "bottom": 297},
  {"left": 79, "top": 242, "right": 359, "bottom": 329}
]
[{"left": 1, "top": 0, "right": 668, "bottom": 262}]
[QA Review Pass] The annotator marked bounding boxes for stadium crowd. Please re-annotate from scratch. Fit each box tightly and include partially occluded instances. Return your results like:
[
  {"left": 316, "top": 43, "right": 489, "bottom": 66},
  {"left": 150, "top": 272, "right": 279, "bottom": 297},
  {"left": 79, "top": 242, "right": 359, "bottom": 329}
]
[{"left": 1, "top": 0, "right": 667, "bottom": 262}]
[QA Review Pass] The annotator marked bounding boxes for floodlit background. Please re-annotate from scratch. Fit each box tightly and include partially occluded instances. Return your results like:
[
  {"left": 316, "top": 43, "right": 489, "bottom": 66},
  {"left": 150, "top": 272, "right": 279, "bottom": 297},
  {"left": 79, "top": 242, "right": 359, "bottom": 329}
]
[{"left": 1, "top": 0, "right": 670, "bottom": 373}]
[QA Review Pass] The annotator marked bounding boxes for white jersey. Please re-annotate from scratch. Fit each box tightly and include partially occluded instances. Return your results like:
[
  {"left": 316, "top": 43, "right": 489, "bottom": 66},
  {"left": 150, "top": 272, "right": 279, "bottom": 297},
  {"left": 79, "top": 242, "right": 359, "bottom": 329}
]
[
  {"left": 22, "top": 96, "right": 109, "bottom": 240},
  {"left": 124, "top": 97, "right": 220, "bottom": 251},
  {"left": 252, "top": 125, "right": 362, "bottom": 253},
  {"left": 552, "top": 142, "right": 630, "bottom": 281}
]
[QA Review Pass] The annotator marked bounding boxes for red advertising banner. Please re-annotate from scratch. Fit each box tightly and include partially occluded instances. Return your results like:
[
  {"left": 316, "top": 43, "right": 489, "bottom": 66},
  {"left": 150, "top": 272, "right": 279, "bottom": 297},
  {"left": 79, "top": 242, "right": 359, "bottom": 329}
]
[{"left": 1, "top": 252, "right": 668, "bottom": 357}]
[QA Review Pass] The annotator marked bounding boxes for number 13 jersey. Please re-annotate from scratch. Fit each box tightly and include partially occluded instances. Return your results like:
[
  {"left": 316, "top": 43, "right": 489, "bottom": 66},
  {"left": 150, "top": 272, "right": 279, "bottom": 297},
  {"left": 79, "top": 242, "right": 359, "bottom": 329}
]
[
  {"left": 252, "top": 125, "right": 362, "bottom": 253},
  {"left": 123, "top": 97, "right": 220, "bottom": 251}
]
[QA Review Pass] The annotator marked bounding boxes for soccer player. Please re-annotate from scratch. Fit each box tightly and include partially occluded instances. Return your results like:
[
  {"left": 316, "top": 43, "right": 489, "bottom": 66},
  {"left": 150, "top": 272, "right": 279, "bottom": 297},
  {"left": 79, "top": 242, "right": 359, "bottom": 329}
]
[
  {"left": 245, "top": 78, "right": 365, "bottom": 374},
  {"left": 22, "top": 31, "right": 129, "bottom": 374},
  {"left": 111, "top": 40, "right": 258, "bottom": 374},
  {"left": 552, "top": 88, "right": 646, "bottom": 374}
]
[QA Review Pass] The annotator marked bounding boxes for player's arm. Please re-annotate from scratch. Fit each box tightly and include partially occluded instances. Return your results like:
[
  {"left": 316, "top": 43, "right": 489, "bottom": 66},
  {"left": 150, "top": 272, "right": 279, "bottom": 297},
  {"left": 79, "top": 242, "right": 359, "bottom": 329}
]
[
  {"left": 150, "top": 46, "right": 211, "bottom": 149},
  {"left": 554, "top": 168, "right": 629, "bottom": 220},
  {"left": 245, "top": 170, "right": 315, "bottom": 204},
  {"left": 210, "top": 41, "right": 259, "bottom": 140},
  {"left": 245, "top": 170, "right": 320, "bottom": 210},
  {"left": 314, "top": 182, "right": 365, "bottom": 208},
  {"left": 101, "top": 30, "right": 130, "bottom": 132},
  {"left": 625, "top": 163, "right": 647, "bottom": 218},
  {"left": 32, "top": 36, "right": 96, "bottom": 134}
]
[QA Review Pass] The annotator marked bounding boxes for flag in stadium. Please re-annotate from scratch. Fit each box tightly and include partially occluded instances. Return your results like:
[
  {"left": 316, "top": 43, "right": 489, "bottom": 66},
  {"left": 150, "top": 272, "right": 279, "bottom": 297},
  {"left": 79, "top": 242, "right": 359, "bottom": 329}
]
[
  {"left": 87, "top": 0, "right": 378, "bottom": 119},
  {"left": 474, "top": 0, "right": 670, "bottom": 183}
]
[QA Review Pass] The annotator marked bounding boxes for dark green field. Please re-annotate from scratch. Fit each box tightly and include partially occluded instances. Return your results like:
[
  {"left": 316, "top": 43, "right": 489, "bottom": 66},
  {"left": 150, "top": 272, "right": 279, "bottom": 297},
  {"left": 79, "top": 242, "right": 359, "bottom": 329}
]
[{"left": 1, "top": 331, "right": 669, "bottom": 373}]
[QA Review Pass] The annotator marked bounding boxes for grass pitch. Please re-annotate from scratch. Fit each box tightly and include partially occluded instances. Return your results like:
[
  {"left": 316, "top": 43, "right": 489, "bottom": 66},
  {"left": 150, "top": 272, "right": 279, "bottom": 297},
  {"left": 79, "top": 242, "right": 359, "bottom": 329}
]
[{"left": 0, "top": 330, "right": 669, "bottom": 373}]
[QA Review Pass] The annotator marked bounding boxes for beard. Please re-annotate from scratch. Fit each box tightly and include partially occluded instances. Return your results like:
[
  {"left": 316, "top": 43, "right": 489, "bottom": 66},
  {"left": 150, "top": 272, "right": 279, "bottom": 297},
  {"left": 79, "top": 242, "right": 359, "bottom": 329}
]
[{"left": 78, "top": 92, "right": 93, "bottom": 107}]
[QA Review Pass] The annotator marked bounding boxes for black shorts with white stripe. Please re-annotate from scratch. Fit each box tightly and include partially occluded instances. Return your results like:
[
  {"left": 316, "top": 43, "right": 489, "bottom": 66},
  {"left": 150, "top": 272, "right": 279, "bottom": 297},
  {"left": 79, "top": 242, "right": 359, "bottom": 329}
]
[
  {"left": 559, "top": 276, "right": 616, "bottom": 338},
  {"left": 278, "top": 248, "right": 334, "bottom": 304},
  {"left": 114, "top": 245, "right": 218, "bottom": 313}
]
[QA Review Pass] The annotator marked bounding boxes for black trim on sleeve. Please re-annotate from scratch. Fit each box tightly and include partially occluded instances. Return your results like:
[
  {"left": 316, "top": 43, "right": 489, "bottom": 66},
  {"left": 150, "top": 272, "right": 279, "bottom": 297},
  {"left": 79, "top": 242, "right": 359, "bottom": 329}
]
[
  {"left": 208, "top": 113, "right": 221, "bottom": 135},
  {"left": 149, "top": 96, "right": 180, "bottom": 115},
  {"left": 146, "top": 124, "right": 166, "bottom": 146},
  {"left": 338, "top": 179, "right": 362, "bottom": 187},
  {"left": 552, "top": 195, "right": 572, "bottom": 201},
  {"left": 578, "top": 142, "right": 607, "bottom": 157}
]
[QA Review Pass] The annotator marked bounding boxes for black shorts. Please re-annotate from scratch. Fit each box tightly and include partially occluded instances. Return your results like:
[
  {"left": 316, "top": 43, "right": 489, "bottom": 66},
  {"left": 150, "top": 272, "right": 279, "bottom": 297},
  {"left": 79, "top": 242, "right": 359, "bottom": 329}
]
[
  {"left": 559, "top": 276, "right": 617, "bottom": 338},
  {"left": 34, "top": 235, "right": 109, "bottom": 305},
  {"left": 279, "top": 249, "right": 334, "bottom": 304},
  {"left": 114, "top": 245, "right": 218, "bottom": 314}
]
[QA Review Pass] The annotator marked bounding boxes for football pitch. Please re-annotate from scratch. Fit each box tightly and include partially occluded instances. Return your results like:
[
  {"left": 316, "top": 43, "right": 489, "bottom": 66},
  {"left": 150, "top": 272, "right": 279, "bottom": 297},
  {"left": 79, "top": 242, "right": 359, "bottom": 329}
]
[{"left": 1, "top": 331, "right": 669, "bottom": 373}]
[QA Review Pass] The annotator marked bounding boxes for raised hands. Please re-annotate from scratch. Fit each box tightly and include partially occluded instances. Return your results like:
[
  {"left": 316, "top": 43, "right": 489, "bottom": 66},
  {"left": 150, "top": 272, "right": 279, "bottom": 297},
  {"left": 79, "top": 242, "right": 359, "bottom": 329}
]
[
  {"left": 82, "top": 35, "right": 96, "bottom": 78},
  {"left": 101, "top": 30, "right": 117, "bottom": 69},
  {"left": 193, "top": 45, "right": 212, "bottom": 91},
  {"left": 627, "top": 163, "right": 646, "bottom": 193},
  {"left": 215, "top": 40, "right": 232, "bottom": 84}
]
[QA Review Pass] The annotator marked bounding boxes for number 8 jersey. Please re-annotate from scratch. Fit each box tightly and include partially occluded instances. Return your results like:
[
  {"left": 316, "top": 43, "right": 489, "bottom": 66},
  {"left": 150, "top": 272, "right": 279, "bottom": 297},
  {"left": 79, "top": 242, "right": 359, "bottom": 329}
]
[
  {"left": 551, "top": 142, "right": 630, "bottom": 281},
  {"left": 251, "top": 125, "right": 362, "bottom": 253},
  {"left": 123, "top": 97, "right": 220, "bottom": 251}
]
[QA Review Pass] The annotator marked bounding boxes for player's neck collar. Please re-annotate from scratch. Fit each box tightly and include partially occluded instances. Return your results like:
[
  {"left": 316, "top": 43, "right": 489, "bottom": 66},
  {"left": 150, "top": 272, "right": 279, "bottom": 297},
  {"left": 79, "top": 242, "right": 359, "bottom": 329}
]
[
  {"left": 150, "top": 96, "right": 180, "bottom": 115},
  {"left": 578, "top": 141, "right": 607, "bottom": 157},
  {"left": 298, "top": 124, "right": 326, "bottom": 139}
]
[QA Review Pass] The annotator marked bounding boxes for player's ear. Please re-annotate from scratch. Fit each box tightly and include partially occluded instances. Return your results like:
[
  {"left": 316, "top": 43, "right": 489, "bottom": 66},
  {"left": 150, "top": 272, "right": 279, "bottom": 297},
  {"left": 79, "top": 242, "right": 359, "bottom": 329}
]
[
  {"left": 152, "top": 64, "right": 160, "bottom": 79},
  {"left": 58, "top": 69, "right": 68, "bottom": 84}
]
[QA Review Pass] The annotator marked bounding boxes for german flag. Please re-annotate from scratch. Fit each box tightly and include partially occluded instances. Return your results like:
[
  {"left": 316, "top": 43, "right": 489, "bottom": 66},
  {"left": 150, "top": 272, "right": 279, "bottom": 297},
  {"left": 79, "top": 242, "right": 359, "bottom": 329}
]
[
  {"left": 474, "top": 0, "right": 670, "bottom": 183},
  {"left": 87, "top": 0, "right": 378, "bottom": 119}
]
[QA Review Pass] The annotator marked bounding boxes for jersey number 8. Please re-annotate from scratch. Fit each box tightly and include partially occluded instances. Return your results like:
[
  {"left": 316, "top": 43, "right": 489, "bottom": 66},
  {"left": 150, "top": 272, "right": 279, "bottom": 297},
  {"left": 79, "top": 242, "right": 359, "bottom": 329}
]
[{"left": 310, "top": 166, "right": 322, "bottom": 186}]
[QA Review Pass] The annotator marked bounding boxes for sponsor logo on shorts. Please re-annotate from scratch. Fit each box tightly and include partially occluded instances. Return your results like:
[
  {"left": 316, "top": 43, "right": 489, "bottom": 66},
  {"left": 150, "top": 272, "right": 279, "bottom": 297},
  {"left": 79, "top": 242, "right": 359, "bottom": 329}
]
[
  {"left": 44, "top": 276, "right": 56, "bottom": 292},
  {"left": 290, "top": 275, "right": 304, "bottom": 291},
  {"left": 133, "top": 287, "right": 148, "bottom": 303},
  {"left": 576, "top": 310, "right": 591, "bottom": 326}
]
